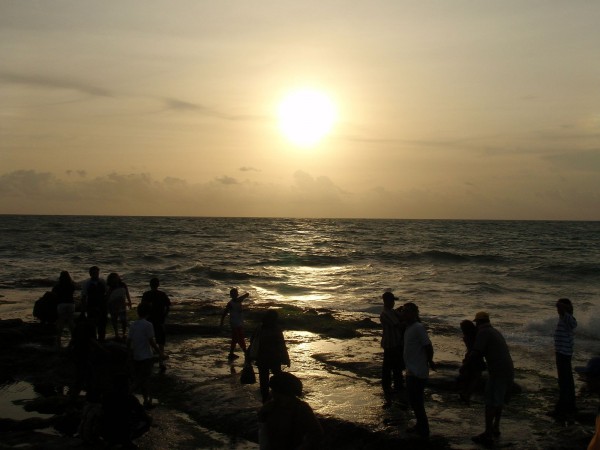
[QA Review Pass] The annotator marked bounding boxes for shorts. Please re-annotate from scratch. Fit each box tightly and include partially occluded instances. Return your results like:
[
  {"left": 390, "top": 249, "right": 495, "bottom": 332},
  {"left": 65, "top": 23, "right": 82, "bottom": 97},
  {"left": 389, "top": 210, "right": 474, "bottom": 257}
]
[
  {"left": 134, "top": 358, "right": 155, "bottom": 383},
  {"left": 485, "top": 372, "right": 513, "bottom": 407},
  {"left": 153, "top": 322, "right": 166, "bottom": 346}
]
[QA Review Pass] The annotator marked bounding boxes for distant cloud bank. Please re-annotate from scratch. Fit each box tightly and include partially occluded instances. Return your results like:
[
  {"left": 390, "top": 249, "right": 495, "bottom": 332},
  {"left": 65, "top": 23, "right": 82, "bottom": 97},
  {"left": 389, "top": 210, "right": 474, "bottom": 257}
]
[{"left": 0, "top": 169, "right": 598, "bottom": 220}]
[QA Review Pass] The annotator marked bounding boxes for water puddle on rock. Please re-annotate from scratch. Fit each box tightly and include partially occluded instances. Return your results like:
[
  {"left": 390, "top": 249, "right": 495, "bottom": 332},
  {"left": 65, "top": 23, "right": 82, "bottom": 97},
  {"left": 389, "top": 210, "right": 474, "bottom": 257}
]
[{"left": 0, "top": 380, "right": 55, "bottom": 420}]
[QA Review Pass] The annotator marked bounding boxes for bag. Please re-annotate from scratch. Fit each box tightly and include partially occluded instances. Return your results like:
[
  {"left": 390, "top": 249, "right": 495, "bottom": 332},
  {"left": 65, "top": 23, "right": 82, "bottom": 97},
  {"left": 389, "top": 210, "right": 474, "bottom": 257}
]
[
  {"left": 240, "top": 362, "right": 256, "bottom": 384},
  {"left": 33, "top": 291, "right": 58, "bottom": 324}
]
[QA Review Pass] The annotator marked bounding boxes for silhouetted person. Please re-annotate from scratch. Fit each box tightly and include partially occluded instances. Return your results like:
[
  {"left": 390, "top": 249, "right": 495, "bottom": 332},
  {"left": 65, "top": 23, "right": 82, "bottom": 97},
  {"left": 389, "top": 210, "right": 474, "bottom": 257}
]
[
  {"left": 575, "top": 357, "right": 600, "bottom": 450},
  {"left": 141, "top": 277, "right": 171, "bottom": 372},
  {"left": 106, "top": 272, "right": 132, "bottom": 340},
  {"left": 379, "top": 291, "right": 405, "bottom": 407},
  {"left": 402, "top": 302, "right": 435, "bottom": 439},
  {"left": 457, "top": 319, "right": 486, "bottom": 404},
  {"left": 68, "top": 313, "right": 105, "bottom": 399},
  {"left": 53, "top": 270, "right": 77, "bottom": 347},
  {"left": 551, "top": 298, "right": 577, "bottom": 417},
  {"left": 127, "top": 302, "right": 165, "bottom": 409},
  {"left": 101, "top": 374, "right": 152, "bottom": 449},
  {"left": 258, "top": 372, "right": 323, "bottom": 450},
  {"left": 248, "top": 310, "right": 290, "bottom": 403},
  {"left": 469, "top": 311, "right": 514, "bottom": 446},
  {"left": 81, "top": 266, "right": 108, "bottom": 341},
  {"left": 220, "top": 287, "right": 249, "bottom": 359}
]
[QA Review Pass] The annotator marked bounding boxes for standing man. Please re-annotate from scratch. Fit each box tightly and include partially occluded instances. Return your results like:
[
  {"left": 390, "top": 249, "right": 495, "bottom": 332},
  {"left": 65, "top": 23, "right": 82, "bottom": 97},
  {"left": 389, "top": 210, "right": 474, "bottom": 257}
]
[
  {"left": 220, "top": 287, "right": 250, "bottom": 360},
  {"left": 469, "top": 311, "right": 514, "bottom": 446},
  {"left": 141, "top": 277, "right": 171, "bottom": 373},
  {"left": 379, "top": 291, "right": 405, "bottom": 408},
  {"left": 402, "top": 302, "right": 435, "bottom": 438},
  {"left": 81, "top": 266, "right": 108, "bottom": 342},
  {"left": 551, "top": 298, "right": 577, "bottom": 417},
  {"left": 128, "top": 302, "right": 165, "bottom": 409}
]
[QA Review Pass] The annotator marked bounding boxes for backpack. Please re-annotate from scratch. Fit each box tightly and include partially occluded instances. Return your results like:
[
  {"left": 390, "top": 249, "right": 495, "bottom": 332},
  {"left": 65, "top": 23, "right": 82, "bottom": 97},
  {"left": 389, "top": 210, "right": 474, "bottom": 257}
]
[{"left": 32, "top": 291, "right": 58, "bottom": 323}]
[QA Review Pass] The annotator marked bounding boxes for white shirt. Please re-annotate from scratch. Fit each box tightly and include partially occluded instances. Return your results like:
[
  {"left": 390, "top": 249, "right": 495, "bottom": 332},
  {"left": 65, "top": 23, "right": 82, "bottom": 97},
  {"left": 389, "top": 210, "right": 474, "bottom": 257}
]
[
  {"left": 128, "top": 318, "right": 155, "bottom": 361},
  {"left": 403, "top": 321, "right": 432, "bottom": 379}
]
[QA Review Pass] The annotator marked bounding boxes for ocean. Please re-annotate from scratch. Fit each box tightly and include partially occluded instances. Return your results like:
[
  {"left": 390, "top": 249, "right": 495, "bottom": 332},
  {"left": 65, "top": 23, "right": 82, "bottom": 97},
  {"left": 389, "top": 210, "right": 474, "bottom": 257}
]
[{"left": 1, "top": 215, "right": 599, "bottom": 378}]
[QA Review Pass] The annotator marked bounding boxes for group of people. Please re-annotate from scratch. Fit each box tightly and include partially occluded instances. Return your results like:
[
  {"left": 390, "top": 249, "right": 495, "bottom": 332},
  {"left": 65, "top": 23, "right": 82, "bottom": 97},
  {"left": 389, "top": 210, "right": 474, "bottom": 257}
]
[
  {"left": 47, "top": 267, "right": 171, "bottom": 447},
  {"left": 221, "top": 288, "right": 323, "bottom": 449},
  {"left": 47, "top": 269, "right": 599, "bottom": 449},
  {"left": 219, "top": 286, "right": 600, "bottom": 448},
  {"left": 379, "top": 291, "right": 600, "bottom": 449}
]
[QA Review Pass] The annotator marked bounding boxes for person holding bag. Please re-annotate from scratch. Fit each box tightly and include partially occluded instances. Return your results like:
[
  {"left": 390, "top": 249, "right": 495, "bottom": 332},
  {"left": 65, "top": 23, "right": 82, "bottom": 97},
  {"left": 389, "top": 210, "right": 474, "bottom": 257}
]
[{"left": 248, "top": 310, "right": 290, "bottom": 403}]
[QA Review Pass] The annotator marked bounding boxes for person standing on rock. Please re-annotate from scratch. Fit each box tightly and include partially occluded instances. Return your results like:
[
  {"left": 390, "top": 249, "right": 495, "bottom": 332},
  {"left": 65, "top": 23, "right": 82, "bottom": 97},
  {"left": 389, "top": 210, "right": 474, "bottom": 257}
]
[
  {"left": 220, "top": 287, "right": 249, "bottom": 360},
  {"left": 128, "top": 302, "right": 166, "bottom": 409},
  {"left": 469, "top": 311, "right": 514, "bottom": 446},
  {"left": 81, "top": 266, "right": 108, "bottom": 342},
  {"left": 379, "top": 291, "right": 405, "bottom": 408},
  {"left": 53, "top": 270, "right": 77, "bottom": 347},
  {"left": 248, "top": 309, "right": 291, "bottom": 403},
  {"left": 141, "top": 277, "right": 171, "bottom": 373},
  {"left": 551, "top": 298, "right": 578, "bottom": 418},
  {"left": 401, "top": 302, "right": 435, "bottom": 439}
]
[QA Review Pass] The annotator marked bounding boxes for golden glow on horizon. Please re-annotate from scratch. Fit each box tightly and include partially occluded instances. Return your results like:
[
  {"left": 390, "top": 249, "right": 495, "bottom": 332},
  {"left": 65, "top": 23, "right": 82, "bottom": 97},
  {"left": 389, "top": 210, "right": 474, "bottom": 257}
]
[{"left": 277, "top": 88, "right": 337, "bottom": 148}]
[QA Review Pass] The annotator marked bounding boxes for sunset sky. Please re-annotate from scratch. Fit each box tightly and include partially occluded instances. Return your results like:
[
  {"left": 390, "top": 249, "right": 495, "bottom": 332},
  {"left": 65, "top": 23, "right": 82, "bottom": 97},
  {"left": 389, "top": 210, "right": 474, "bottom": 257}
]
[{"left": 1, "top": 1, "right": 599, "bottom": 220}]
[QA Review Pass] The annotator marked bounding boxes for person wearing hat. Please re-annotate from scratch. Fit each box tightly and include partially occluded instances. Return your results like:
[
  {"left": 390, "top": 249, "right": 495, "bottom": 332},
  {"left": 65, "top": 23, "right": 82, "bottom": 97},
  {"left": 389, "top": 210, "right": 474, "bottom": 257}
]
[
  {"left": 257, "top": 372, "right": 323, "bottom": 450},
  {"left": 551, "top": 298, "right": 578, "bottom": 417},
  {"left": 575, "top": 357, "right": 600, "bottom": 450},
  {"left": 379, "top": 291, "right": 405, "bottom": 407},
  {"left": 468, "top": 311, "right": 514, "bottom": 446}
]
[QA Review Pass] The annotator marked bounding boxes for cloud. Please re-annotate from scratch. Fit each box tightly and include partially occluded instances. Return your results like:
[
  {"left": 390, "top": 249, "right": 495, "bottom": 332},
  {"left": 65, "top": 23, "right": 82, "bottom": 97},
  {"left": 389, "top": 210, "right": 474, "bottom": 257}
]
[
  {"left": 543, "top": 149, "right": 600, "bottom": 172},
  {"left": 216, "top": 176, "right": 239, "bottom": 185},
  {"left": 160, "top": 97, "right": 267, "bottom": 121},
  {"left": 0, "top": 169, "right": 598, "bottom": 220},
  {"left": 0, "top": 72, "right": 112, "bottom": 97},
  {"left": 239, "top": 166, "right": 260, "bottom": 172}
]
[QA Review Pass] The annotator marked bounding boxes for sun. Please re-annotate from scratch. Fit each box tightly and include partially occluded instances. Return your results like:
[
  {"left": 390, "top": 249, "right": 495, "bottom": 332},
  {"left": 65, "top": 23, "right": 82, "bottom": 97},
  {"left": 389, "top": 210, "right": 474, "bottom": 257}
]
[{"left": 277, "top": 88, "right": 337, "bottom": 148}]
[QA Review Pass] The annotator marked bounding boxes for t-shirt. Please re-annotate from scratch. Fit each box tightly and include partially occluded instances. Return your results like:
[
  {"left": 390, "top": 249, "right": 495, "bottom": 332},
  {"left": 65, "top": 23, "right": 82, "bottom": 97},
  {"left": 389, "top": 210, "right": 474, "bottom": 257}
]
[
  {"left": 82, "top": 278, "right": 107, "bottom": 309},
  {"left": 472, "top": 323, "right": 514, "bottom": 376},
  {"left": 227, "top": 300, "right": 244, "bottom": 327},
  {"left": 108, "top": 286, "right": 127, "bottom": 313},
  {"left": 128, "top": 318, "right": 155, "bottom": 361},
  {"left": 554, "top": 313, "right": 577, "bottom": 356},
  {"left": 380, "top": 308, "right": 404, "bottom": 349},
  {"left": 141, "top": 289, "right": 171, "bottom": 324},
  {"left": 403, "top": 321, "right": 431, "bottom": 379}
]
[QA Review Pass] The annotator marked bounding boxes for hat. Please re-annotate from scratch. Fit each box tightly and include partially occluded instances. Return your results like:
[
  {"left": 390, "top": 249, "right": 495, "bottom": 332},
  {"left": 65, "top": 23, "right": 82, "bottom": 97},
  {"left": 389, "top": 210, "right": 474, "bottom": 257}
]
[
  {"left": 474, "top": 311, "right": 490, "bottom": 322},
  {"left": 575, "top": 357, "right": 600, "bottom": 377}
]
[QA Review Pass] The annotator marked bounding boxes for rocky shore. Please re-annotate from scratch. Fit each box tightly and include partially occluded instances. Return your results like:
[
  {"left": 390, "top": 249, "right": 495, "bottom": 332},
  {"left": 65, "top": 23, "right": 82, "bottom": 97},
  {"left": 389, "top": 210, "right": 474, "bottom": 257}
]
[{"left": 0, "top": 297, "right": 597, "bottom": 449}]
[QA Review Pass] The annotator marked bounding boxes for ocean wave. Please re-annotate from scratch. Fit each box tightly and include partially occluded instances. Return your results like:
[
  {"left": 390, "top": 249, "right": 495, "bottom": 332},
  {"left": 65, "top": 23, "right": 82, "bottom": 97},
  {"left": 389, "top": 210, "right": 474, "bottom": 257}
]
[
  {"left": 535, "top": 263, "right": 600, "bottom": 278},
  {"left": 15, "top": 278, "right": 56, "bottom": 288},
  {"left": 465, "top": 281, "right": 509, "bottom": 295},
  {"left": 273, "top": 284, "right": 315, "bottom": 295},
  {"left": 258, "top": 255, "right": 351, "bottom": 267},
  {"left": 376, "top": 250, "right": 504, "bottom": 264}
]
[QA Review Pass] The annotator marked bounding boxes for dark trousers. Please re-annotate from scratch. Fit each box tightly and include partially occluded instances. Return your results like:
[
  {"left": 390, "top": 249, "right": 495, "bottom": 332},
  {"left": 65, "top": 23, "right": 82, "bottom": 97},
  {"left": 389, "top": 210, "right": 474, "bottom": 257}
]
[
  {"left": 87, "top": 307, "right": 107, "bottom": 341},
  {"left": 407, "top": 375, "right": 429, "bottom": 437},
  {"left": 382, "top": 346, "right": 405, "bottom": 393},
  {"left": 556, "top": 352, "right": 576, "bottom": 411},
  {"left": 257, "top": 363, "right": 282, "bottom": 403}
]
